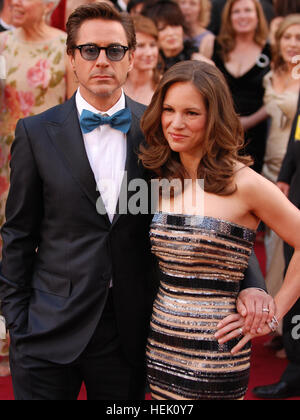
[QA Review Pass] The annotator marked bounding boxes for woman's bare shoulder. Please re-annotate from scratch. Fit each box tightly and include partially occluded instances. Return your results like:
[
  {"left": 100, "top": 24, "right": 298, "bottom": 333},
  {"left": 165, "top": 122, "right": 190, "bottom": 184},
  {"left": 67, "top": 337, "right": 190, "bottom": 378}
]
[
  {"left": 234, "top": 163, "right": 281, "bottom": 210},
  {"left": 233, "top": 161, "right": 255, "bottom": 180},
  {"left": 234, "top": 162, "right": 269, "bottom": 193}
]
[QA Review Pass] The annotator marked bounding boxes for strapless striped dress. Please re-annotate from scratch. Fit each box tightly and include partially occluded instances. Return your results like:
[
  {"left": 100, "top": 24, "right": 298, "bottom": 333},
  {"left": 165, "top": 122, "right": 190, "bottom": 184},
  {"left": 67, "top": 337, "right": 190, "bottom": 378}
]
[{"left": 147, "top": 213, "right": 256, "bottom": 400}]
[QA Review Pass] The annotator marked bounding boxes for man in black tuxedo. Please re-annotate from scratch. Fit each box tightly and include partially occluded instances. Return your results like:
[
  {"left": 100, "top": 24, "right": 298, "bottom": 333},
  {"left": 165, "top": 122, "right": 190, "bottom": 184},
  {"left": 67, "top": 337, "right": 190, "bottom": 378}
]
[
  {"left": 0, "top": 2, "right": 271, "bottom": 400},
  {"left": 254, "top": 93, "right": 300, "bottom": 400}
]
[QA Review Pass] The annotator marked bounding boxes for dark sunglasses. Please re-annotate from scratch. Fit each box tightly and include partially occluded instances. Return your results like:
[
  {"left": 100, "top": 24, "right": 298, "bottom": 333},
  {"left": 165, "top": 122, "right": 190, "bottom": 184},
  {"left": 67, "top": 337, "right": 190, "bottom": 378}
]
[{"left": 73, "top": 44, "right": 130, "bottom": 62}]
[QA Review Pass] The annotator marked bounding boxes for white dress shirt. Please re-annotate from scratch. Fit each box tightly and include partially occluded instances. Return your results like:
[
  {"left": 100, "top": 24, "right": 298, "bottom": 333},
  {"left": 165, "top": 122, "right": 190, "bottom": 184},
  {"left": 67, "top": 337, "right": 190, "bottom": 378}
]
[{"left": 76, "top": 88, "right": 127, "bottom": 224}]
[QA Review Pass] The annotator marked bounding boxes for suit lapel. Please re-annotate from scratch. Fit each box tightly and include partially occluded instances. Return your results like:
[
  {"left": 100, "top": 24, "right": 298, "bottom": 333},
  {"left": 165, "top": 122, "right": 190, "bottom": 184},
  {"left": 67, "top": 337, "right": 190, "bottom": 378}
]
[
  {"left": 45, "top": 95, "right": 145, "bottom": 228},
  {"left": 45, "top": 96, "right": 111, "bottom": 226},
  {"left": 111, "top": 97, "right": 146, "bottom": 227}
]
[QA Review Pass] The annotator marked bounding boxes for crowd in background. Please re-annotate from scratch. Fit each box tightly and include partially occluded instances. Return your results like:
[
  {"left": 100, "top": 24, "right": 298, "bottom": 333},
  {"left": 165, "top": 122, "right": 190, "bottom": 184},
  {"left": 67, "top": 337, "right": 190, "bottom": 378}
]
[{"left": 0, "top": 0, "right": 300, "bottom": 399}]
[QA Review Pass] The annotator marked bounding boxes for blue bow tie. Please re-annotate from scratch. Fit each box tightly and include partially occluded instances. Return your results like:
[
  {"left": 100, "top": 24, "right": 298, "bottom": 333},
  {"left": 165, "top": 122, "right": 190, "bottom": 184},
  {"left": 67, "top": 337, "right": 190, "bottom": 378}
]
[{"left": 80, "top": 108, "right": 132, "bottom": 134}]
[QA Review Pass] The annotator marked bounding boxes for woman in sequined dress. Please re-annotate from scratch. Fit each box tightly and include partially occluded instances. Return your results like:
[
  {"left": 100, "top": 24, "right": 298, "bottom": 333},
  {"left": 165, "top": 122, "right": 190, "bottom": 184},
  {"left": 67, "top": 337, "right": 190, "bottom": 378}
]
[{"left": 139, "top": 61, "right": 300, "bottom": 400}]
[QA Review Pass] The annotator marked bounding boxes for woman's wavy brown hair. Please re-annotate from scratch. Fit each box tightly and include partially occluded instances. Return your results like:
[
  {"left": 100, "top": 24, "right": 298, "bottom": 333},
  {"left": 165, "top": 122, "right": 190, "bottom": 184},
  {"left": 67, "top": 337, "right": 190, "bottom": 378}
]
[
  {"left": 217, "top": 0, "right": 269, "bottom": 62},
  {"left": 139, "top": 60, "right": 253, "bottom": 196}
]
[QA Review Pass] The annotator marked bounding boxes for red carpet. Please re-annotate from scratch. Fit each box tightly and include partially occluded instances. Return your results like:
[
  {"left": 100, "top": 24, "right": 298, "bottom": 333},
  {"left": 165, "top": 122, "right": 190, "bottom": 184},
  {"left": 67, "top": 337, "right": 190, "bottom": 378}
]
[{"left": 0, "top": 238, "right": 299, "bottom": 400}]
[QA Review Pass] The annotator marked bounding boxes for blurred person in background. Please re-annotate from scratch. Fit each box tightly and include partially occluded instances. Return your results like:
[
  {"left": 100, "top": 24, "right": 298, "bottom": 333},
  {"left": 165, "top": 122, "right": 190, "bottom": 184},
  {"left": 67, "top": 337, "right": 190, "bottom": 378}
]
[
  {"left": 0, "top": 0, "right": 14, "bottom": 31},
  {"left": 142, "top": 0, "right": 212, "bottom": 72},
  {"left": 0, "top": 0, "right": 11, "bottom": 381},
  {"left": 270, "top": 0, "right": 300, "bottom": 44},
  {"left": 253, "top": 91, "right": 300, "bottom": 400},
  {"left": 177, "top": 0, "right": 215, "bottom": 56},
  {"left": 0, "top": 0, "right": 77, "bottom": 250},
  {"left": 208, "top": 0, "right": 274, "bottom": 36},
  {"left": 0, "top": 334, "right": 9, "bottom": 376},
  {"left": 208, "top": 0, "right": 271, "bottom": 174},
  {"left": 262, "top": 15, "right": 300, "bottom": 304},
  {"left": 125, "top": 14, "right": 161, "bottom": 105}
]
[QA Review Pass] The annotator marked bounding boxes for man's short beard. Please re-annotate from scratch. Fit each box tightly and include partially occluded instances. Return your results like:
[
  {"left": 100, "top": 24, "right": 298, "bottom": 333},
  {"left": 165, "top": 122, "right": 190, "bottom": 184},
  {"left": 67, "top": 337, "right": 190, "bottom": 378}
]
[{"left": 80, "top": 80, "right": 121, "bottom": 99}]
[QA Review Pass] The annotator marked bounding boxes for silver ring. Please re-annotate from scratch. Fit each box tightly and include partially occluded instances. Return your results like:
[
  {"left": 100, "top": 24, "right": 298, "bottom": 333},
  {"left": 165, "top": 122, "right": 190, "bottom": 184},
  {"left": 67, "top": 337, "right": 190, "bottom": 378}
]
[
  {"left": 238, "top": 328, "right": 244, "bottom": 337},
  {"left": 263, "top": 308, "right": 270, "bottom": 313}
]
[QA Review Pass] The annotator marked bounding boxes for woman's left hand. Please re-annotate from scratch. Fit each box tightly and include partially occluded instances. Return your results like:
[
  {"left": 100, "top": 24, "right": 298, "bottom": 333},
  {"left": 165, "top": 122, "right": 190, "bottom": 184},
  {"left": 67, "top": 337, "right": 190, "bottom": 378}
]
[{"left": 215, "top": 314, "right": 272, "bottom": 354}]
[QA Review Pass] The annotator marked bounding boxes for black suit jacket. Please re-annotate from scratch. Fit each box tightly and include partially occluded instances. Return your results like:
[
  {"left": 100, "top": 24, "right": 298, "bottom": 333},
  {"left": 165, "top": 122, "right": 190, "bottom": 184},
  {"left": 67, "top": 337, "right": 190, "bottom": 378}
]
[
  {"left": 278, "top": 92, "right": 300, "bottom": 208},
  {"left": 0, "top": 94, "right": 266, "bottom": 366}
]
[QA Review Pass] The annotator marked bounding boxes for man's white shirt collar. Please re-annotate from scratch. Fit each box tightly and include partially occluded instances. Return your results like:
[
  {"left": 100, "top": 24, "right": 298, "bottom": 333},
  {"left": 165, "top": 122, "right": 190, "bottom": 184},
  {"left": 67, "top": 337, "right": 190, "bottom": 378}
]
[{"left": 76, "top": 88, "right": 126, "bottom": 120}]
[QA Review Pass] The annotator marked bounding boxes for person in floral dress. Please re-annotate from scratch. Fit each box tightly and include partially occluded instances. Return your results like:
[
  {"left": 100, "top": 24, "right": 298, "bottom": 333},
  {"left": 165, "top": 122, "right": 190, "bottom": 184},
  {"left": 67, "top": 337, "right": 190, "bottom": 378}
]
[
  {"left": 0, "top": 0, "right": 76, "bottom": 376},
  {"left": 0, "top": 0, "right": 77, "bottom": 246}
]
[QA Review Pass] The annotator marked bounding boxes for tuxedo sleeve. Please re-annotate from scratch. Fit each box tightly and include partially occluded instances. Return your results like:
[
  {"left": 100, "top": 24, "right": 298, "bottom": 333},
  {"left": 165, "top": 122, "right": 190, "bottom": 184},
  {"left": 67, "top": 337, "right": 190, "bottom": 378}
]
[
  {"left": 0, "top": 118, "right": 43, "bottom": 333},
  {"left": 240, "top": 251, "right": 267, "bottom": 292}
]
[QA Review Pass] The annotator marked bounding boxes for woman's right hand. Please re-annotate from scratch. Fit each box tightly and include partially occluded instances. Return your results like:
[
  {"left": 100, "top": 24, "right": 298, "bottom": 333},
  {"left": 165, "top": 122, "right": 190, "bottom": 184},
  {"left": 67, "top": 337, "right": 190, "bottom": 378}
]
[{"left": 215, "top": 313, "right": 272, "bottom": 355}]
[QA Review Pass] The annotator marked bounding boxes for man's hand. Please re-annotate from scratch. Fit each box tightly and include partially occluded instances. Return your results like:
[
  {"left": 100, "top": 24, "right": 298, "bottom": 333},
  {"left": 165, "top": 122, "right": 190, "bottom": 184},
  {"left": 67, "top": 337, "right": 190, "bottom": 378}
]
[
  {"left": 236, "top": 289, "right": 275, "bottom": 334},
  {"left": 217, "top": 289, "right": 275, "bottom": 338}
]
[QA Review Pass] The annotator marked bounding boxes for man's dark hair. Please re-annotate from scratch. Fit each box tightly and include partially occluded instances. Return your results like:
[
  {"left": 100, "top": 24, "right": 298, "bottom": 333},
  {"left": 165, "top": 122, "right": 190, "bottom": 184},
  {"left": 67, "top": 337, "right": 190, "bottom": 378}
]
[
  {"left": 66, "top": 2, "right": 136, "bottom": 56},
  {"left": 0, "top": 0, "right": 4, "bottom": 14}
]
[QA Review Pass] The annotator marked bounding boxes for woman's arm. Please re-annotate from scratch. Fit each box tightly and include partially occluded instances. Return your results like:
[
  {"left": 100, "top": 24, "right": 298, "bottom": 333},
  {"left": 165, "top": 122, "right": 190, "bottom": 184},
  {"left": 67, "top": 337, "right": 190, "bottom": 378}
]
[
  {"left": 240, "top": 106, "right": 269, "bottom": 131},
  {"left": 191, "top": 52, "right": 215, "bottom": 66},
  {"left": 216, "top": 169, "right": 300, "bottom": 352},
  {"left": 199, "top": 33, "right": 215, "bottom": 59},
  {"left": 277, "top": 181, "right": 290, "bottom": 197},
  {"left": 248, "top": 173, "right": 300, "bottom": 311}
]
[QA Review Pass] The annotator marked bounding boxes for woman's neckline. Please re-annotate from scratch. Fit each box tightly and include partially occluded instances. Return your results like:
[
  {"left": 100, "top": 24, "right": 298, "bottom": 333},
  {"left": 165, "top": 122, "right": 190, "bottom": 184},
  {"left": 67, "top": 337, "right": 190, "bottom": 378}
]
[
  {"left": 12, "top": 28, "right": 65, "bottom": 45},
  {"left": 222, "top": 43, "right": 270, "bottom": 80},
  {"left": 156, "top": 212, "right": 257, "bottom": 234}
]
